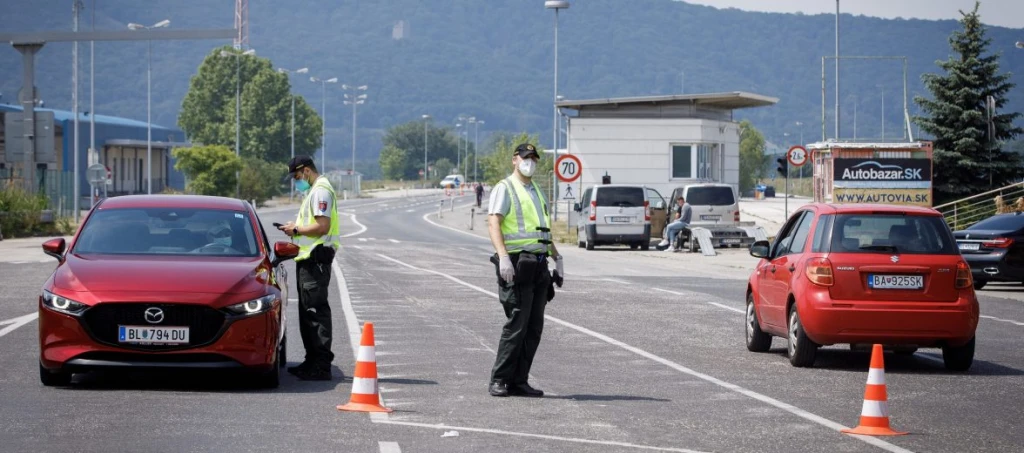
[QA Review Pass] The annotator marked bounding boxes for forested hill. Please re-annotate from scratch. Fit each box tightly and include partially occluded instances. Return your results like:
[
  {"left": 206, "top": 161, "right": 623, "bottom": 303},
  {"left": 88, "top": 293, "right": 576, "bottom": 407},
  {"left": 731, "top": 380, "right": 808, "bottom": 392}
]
[{"left": 1, "top": 0, "right": 1022, "bottom": 168}]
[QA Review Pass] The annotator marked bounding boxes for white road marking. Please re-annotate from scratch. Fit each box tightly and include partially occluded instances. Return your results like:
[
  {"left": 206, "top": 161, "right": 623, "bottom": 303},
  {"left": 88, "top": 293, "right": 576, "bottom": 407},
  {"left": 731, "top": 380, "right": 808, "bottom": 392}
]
[
  {"left": 341, "top": 212, "right": 368, "bottom": 238},
  {"left": 421, "top": 209, "right": 488, "bottom": 240},
  {"left": 652, "top": 288, "right": 744, "bottom": 314},
  {"left": 375, "top": 420, "right": 708, "bottom": 453},
  {"left": 602, "top": 278, "right": 631, "bottom": 285},
  {"left": 405, "top": 209, "right": 415, "bottom": 213},
  {"left": 0, "top": 312, "right": 38, "bottom": 338},
  {"left": 358, "top": 238, "right": 368, "bottom": 242},
  {"left": 913, "top": 353, "right": 946, "bottom": 366},
  {"left": 372, "top": 254, "right": 913, "bottom": 453},
  {"left": 389, "top": 239, "right": 400, "bottom": 244},
  {"left": 333, "top": 260, "right": 391, "bottom": 420},
  {"left": 378, "top": 441, "right": 402, "bottom": 453},
  {"left": 981, "top": 315, "right": 1024, "bottom": 326}
]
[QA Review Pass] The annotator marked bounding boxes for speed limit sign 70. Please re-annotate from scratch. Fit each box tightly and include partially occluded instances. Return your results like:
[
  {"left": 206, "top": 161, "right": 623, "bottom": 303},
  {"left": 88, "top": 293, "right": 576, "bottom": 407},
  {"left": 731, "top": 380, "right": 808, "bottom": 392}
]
[
  {"left": 556, "top": 154, "right": 582, "bottom": 183},
  {"left": 787, "top": 145, "right": 808, "bottom": 167}
]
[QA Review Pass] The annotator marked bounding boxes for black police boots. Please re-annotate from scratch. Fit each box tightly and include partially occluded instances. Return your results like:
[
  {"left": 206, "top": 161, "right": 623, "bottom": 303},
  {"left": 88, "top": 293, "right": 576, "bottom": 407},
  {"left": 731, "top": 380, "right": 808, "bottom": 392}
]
[
  {"left": 488, "top": 380, "right": 509, "bottom": 397},
  {"left": 509, "top": 382, "right": 544, "bottom": 397}
]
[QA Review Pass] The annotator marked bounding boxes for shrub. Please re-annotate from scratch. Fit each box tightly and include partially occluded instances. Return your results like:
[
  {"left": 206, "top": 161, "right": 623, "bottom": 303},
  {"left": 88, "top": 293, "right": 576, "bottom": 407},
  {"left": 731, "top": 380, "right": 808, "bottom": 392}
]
[{"left": 0, "top": 185, "right": 49, "bottom": 238}]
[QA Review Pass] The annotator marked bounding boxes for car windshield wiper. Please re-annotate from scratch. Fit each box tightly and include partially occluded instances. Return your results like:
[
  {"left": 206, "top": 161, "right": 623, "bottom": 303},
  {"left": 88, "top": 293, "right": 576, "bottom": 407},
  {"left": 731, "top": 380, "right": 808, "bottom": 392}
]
[{"left": 858, "top": 245, "right": 899, "bottom": 253}]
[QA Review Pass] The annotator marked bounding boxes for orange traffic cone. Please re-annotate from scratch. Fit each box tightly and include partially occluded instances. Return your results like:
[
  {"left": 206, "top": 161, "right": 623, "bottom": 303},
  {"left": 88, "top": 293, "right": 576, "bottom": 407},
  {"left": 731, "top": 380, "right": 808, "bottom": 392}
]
[
  {"left": 842, "top": 344, "right": 907, "bottom": 436},
  {"left": 337, "top": 322, "right": 392, "bottom": 413}
]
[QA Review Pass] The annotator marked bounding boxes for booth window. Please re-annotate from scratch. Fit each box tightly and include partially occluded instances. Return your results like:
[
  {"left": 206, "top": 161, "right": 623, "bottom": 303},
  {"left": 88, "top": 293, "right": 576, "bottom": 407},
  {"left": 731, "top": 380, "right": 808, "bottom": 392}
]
[{"left": 671, "top": 145, "right": 692, "bottom": 179}]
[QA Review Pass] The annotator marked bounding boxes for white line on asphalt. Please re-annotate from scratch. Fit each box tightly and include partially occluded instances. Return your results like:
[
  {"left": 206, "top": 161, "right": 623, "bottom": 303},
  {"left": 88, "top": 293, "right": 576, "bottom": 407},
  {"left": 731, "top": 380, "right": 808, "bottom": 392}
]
[
  {"left": 358, "top": 238, "right": 368, "bottom": 242},
  {"left": 913, "top": 353, "right": 946, "bottom": 366},
  {"left": 372, "top": 254, "right": 913, "bottom": 453},
  {"left": 374, "top": 420, "right": 708, "bottom": 453},
  {"left": 421, "top": 209, "right": 489, "bottom": 240},
  {"left": 981, "top": 314, "right": 1024, "bottom": 326},
  {"left": 0, "top": 312, "right": 38, "bottom": 338},
  {"left": 603, "top": 278, "right": 631, "bottom": 285},
  {"left": 378, "top": 441, "right": 402, "bottom": 453},
  {"left": 652, "top": 288, "right": 744, "bottom": 314},
  {"left": 342, "top": 212, "right": 368, "bottom": 238},
  {"left": 333, "top": 260, "right": 391, "bottom": 421},
  {"left": 389, "top": 239, "right": 400, "bottom": 244}
]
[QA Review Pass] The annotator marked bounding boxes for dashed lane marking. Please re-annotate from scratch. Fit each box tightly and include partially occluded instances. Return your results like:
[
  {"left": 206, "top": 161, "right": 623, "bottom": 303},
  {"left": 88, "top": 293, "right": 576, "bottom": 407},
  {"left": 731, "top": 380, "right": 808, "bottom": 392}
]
[
  {"left": 981, "top": 315, "right": 1024, "bottom": 326},
  {"left": 341, "top": 212, "right": 368, "bottom": 238},
  {"left": 373, "top": 253, "right": 914, "bottom": 453},
  {"left": 651, "top": 288, "right": 744, "bottom": 314},
  {"left": 0, "top": 313, "right": 38, "bottom": 338},
  {"left": 378, "top": 441, "right": 402, "bottom": 453}
]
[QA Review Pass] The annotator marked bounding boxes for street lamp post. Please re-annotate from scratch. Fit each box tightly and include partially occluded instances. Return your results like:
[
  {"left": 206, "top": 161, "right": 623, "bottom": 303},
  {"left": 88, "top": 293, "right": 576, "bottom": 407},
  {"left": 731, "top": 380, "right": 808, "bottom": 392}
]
[
  {"left": 219, "top": 47, "right": 255, "bottom": 198},
  {"left": 277, "top": 66, "right": 308, "bottom": 200},
  {"left": 343, "top": 84, "right": 368, "bottom": 193},
  {"left": 422, "top": 114, "right": 431, "bottom": 185},
  {"left": 128, "top": 19, "right": 170, "bottom": 195},
  {"left": 794, "top": 121, "right": 804, "bottom": 179},
  {"left": 546, "top": 0, "right": 569, "bottom": 221},
  {"left": 471, "top": 119, "right": 484, "bottom": 182},
  {"left": 310, "top": 76, "right": 338, "bottom": 173}
]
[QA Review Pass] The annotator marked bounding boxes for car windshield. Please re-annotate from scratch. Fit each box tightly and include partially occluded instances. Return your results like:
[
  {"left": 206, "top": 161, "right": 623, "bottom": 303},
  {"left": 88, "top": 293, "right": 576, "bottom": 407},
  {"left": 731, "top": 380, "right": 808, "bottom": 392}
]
[
  {"left": 830, "top": 214, "right": 957, "bottom": 255},
  {"left": 686, "top": 187, "right": 735, "bottom": 206},
  {"left": 72, "top": 207, "right": 260, "bottom": 257},
  {"left": 596, "top": 187, "right": 644, "bottom": 207},
  {"left": 967, "top": 214, "right": 1024, "bottom": 231}
]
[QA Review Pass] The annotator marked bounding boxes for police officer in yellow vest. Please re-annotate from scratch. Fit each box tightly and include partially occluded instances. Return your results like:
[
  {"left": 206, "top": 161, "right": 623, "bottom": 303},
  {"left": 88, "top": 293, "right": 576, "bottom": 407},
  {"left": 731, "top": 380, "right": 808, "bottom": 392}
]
[
  {"left": 278, "top": 155, "right": 341, "bottom": 381},
  {"left": 487, "top": 143, "right": 564, "bottom": 397}
]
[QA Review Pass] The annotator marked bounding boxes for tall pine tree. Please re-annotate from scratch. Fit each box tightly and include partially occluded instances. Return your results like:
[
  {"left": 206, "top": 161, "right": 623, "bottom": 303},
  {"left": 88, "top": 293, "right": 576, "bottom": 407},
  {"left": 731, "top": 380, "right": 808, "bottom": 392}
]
[{"left": 913, "top": 1, "right": 1022, "bottom": 204}]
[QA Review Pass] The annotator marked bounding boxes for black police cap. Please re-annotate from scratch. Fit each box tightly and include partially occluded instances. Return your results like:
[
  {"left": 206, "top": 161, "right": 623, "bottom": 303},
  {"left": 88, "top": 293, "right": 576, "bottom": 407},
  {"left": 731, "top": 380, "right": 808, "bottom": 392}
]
[
  {"left": 288, "top": 155, "right": 315, "bottom": 173},
  {"left": 514, "top": 143, "right": 539, "bottom": 159}
]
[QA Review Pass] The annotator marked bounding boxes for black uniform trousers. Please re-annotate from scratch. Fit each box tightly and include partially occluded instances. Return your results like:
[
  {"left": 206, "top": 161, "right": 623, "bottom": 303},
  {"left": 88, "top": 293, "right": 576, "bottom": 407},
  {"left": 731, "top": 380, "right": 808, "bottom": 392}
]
[
  {"left": 490, "top": 253, "right": 551, "bottom": 385},
  {"left": 296, "top": 256, "right": 335, "bottom": 368}
]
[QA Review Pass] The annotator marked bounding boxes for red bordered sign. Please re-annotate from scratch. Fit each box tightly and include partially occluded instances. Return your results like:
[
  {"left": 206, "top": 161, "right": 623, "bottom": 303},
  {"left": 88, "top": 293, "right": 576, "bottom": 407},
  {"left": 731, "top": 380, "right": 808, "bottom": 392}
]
[
  {"left": 787, "top": 145, "right": 808, "bottom": 167},
  {"left": 555, "top": 154, "right": 582, "bottom": 183}
]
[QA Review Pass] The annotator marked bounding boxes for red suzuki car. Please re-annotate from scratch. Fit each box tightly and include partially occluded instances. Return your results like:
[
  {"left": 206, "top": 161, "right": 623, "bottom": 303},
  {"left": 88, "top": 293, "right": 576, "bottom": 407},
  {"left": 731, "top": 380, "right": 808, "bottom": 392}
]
[
  {"left": 745, "top": 203, "right": 979, "bottom": 371},
  {"left": 38, "top": 195, "right": 299, "bottom": 388}
]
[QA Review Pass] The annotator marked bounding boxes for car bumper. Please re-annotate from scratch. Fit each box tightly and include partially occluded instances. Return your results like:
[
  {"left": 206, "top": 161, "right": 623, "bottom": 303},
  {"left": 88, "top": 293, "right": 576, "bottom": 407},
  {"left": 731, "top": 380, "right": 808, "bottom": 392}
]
[
  {"left": 39, "top": 303, "right": 280, "bottom": 372},
  {"left": 796, "top": 289, "right": 979, "bottom": 347},
  {"left": 963, "top": 253, "right": 1024, "bottom": 282},
  {"left": 587, "top": 224, "right": 650, "bottom": 244}
]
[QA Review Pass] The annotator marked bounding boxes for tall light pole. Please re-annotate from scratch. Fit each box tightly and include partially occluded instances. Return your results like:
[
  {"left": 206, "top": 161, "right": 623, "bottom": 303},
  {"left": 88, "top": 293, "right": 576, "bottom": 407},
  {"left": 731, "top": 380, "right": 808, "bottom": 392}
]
[
  {"left": 878, "top": 84, "right": 885, "bottom": 140},
  {"left": 89, "top": 0, "right": 96, "bottom": 206},
  {"left": 73, "top": 0, "right": 82, "bottom": 220},
  {"left": 343, "top": 84, "right": 368, "bottom": 192},
  {"left": 471, "top": 118, "right": 484, "bottom": 182},
  {"left": 128, "top": 19, "right": 170, "bottom": 195},
  {"left": 546, "top": 0, "right": 569, "bottom": 220},
  {"left": 835, "top": 0, "right": 840, "bottom": 139},
  {"left": 310, "top": 75, "right": 338, "bottom": 173},
  {"left": 455, "top": 121, "right": 463, "bottom": 177},
  {"left": 277, "top": 66, "right": 308, "bottom": 200},
  {"left": 219, "top": 47, "right": 255, "bottom": 198},
  {"left": 794, "top": 121, "right": 804, "bottom": 179},
  {"left": 422, "top": 114, "right": 431, "bottom": 184}
]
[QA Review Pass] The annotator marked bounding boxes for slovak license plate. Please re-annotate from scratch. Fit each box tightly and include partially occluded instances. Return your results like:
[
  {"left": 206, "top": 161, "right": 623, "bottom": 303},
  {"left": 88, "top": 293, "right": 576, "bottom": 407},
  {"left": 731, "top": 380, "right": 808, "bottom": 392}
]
[
  {"left": 721, "top": 238, "right": 742, "bottom": 244},
  {"left": 958, "top": 242, "right": 980, "bottom": 251},
  {"left": 609, "top": 216, "right": 631, "bottom": 223},
  {"left": 867, "top": 274, "right": 923, "bottom": 290},
  {"left": 118, "top": 325, "right": 190, "bottom": 344},
  {"left": 701, "top": 215, "right": 721, "bottom": 221}
]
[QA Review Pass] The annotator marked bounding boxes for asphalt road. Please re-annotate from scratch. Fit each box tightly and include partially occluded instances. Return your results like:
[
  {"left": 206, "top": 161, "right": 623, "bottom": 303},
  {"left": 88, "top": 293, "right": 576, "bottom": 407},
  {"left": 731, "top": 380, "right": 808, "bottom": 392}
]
[{"left": 1, "top": 192, "right": 1022, "bottom": 453}]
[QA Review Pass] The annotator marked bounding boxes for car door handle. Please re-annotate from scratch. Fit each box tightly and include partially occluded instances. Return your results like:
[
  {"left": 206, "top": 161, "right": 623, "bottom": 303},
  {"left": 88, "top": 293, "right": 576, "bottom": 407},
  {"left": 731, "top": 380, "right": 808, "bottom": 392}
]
[
  {"left": 788, "top": 265, "right": 796, "bottom": 272},
  {"left": 770, "top": 265, "right": 776, "bottom": 273}
]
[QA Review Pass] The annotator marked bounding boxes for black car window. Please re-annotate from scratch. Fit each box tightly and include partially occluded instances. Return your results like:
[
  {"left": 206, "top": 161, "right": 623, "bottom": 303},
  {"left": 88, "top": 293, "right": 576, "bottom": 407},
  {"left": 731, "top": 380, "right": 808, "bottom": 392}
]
[
  {"left": 967, "top": 214, "right": 1024, "bottom": 231},
  {"left": 73, "top": 208, "right": 260, "bottom": 256},
  {"left": 811, "top": 214, "right": 834, "bottom": 253},
  {"left": 772, "top": 211, "right": 809, "bottom": 258},
  {"left": 596, "top": 187, "right": 644, "bottom": 207},
  {"left": 787, "top": 211, "right": 816, "bottom": 255},
  {"left": 830, "top": 214, "right": 957, "bottom": 255},
  {"left": 685, "top": 187, "right": 735, "bottom": 206}
]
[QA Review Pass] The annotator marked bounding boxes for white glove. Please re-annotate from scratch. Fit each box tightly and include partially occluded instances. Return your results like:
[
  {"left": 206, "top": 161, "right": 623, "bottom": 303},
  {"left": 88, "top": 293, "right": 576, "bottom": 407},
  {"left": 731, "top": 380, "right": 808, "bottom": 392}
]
[
  {"left": 555, "top": 256, "right": 564, "bottom": 277},
  {"left": 499, "top": 255, "right": 515, "bottom": 283}
]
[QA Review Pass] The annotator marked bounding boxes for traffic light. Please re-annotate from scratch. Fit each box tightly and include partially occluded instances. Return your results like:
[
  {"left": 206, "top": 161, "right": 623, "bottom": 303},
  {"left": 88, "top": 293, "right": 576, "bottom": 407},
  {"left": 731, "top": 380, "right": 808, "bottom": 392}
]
[{"left": 776, "top": 157, "right": 788, "bottom": 178}]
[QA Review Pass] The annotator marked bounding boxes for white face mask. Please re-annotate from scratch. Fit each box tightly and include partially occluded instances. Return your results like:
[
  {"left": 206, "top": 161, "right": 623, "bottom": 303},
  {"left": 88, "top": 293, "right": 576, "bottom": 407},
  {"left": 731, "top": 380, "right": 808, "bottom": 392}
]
[{"left": 518, "top": 159, "right": 537, "bottom": 177}]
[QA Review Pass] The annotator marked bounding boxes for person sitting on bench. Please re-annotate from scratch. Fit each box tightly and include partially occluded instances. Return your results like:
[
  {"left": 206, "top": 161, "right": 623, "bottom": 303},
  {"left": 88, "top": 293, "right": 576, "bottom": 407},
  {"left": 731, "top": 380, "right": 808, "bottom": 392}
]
[{"left": 659, "top": 196, "right": 691, "bottom": 252}]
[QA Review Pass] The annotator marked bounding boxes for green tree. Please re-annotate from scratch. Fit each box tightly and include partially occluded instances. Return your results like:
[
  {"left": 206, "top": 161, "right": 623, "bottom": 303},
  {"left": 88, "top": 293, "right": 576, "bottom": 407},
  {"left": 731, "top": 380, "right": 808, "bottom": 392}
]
[
  {"left": 913, "top": 2, "right": 1023, "bottom": 203},
  {"left": 433, "top": 158, "right": 455, "bottom": 178},
  {"left": 172, "top": 145, "right": 242, "bottom": 197},
  {"left": 240, "top": 157, "right": 288, "bottom": 206},
  {"left": 480, "top": 133, "right": 551, "bottom": 188},
  {"left": 381, "top": 121, "right": 460, "bottom": 180},
  {"left": 178, "top": 46, "right": 322, "bottom": 166},
  {"left": 378, "top": 145, "right": 408, "bottom": 180},
  {"left": 739, "top": 120, "right": 767, "bottom": 193}
]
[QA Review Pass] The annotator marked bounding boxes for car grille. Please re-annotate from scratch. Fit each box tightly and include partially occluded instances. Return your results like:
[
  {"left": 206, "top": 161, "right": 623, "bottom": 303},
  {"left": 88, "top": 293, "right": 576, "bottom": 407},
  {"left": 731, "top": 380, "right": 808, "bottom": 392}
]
[{"left": 81, "top": 303, "right": 227, "bottom": 351}]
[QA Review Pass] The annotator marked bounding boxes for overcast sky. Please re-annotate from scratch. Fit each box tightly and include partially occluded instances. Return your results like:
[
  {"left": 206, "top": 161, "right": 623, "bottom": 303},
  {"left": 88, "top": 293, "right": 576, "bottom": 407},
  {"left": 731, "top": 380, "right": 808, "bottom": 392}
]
[{"left": 684, "top": 0, "right": 1024, "bottom": 28}]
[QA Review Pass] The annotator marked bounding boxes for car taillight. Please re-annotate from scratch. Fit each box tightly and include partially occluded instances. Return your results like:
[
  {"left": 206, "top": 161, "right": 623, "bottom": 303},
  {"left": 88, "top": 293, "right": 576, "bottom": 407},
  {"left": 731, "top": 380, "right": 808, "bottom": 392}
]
[
  {"left": 589, "top": 201, "right": 596, "bottom": 221},
  {"left": 734, "top": 211, "right": 740, "bottom": 222},
  {"left": 955, "top": 261, "right": 973, "bottom": 289},
  {"left": 982, "top": 237, "right": 1014, "bottom": 248},
  {"left": 644, "top": 200, "right": 651, "bottom": 221},
  {"left": 805, "top": 258, "right": 834, "bottom": 286}
]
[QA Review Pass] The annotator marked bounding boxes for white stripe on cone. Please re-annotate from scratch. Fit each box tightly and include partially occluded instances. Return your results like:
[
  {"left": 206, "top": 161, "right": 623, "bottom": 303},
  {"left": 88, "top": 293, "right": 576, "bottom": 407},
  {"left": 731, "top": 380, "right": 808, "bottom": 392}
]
[
  {"left": 866, "top": 368, "right": 886, "bottom": 385},
  {"left": 860, "top": 400, "right": 889, "bottom": 418},
  {"left": 352, "top": 377, "right": 378, "bottom": 395},
  {"left": 357, "top": 345, "right": 376, "bottom": 363}
]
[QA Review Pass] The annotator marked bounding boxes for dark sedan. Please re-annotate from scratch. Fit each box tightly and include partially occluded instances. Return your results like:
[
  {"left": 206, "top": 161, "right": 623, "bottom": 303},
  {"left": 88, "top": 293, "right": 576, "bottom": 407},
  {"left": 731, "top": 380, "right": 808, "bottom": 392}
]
[{"left": 952, "top": 212, "right": 1024, "bottom": 289}]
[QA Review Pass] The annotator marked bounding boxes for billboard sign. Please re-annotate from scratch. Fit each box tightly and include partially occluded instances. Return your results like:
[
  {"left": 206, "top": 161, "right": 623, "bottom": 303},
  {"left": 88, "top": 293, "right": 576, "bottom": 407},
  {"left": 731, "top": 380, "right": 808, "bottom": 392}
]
[{"left": 831, "top": 158, "right": 932, "bottom": 206}]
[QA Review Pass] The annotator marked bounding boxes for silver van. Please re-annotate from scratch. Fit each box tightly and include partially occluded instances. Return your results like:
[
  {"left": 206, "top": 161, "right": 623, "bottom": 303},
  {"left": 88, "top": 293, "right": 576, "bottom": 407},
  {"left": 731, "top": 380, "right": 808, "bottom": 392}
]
[{"left": 574, "top": 184, "right": 651, "bottom": 250}]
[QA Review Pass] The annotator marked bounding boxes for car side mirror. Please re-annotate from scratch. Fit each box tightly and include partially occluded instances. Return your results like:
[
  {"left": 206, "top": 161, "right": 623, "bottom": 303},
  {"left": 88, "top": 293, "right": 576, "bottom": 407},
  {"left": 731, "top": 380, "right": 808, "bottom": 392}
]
[
  {"left": 749, "top": 240, "right": 771, "bottom": 259},
  {"left": 573, "top": 203, "right": 581, "bottom": 212},
  {"left": 272, "top": 241, "right": 300, "bottom": 267},
  {"left": 42, "top": 238, "right": 66, "bottom": 261}
]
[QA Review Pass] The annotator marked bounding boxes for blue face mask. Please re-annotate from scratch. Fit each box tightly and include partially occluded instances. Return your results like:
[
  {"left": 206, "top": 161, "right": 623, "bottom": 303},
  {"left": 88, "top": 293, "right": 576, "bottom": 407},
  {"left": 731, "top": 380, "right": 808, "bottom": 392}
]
[{"left": 295, "top": 178, "right": 311, "bottom": 193}]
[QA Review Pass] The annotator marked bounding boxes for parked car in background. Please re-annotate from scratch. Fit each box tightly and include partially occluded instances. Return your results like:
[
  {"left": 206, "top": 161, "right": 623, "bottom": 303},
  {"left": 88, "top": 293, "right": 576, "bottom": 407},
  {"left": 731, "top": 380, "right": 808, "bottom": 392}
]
[
  {"left": 746, "top": 203, "right": 979, "bottom": 371},
  {"left": 37, "top": 195, "right": 298, "bottom": 388},
  {"left": 575, "top": 184, "right": 652, "bottom": 250},
  {"left": 439, "top": 174, "right": 466, "bottom": 188},
  {"left": 952, "top": 212, "right": 1024, "bottom": 290},
  {"left": 665, "top": 183, "right": 755, "bottom": 249}
]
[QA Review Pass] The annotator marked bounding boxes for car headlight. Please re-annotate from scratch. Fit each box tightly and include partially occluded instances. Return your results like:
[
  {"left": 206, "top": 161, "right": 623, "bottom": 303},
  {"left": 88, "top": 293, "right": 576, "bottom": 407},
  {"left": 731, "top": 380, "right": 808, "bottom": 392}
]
[
  {"left": 41, "top": 290, "right": 88, "bottom": 316},
  {"left": 224, "top": 295, "right": 278, "bottom": 316}
]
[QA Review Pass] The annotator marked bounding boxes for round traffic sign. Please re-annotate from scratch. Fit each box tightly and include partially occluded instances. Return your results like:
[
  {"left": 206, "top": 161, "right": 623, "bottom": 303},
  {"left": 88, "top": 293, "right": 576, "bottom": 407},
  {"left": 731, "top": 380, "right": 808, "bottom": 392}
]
[
  {"left": 787, "top": 145, "right": 808, "bottom": 167},
  {"left": 555, "top": 154, "right": 582, "bottom": 183},
  {"left": 87, "top": 163, "right": 107, "bottom": 184}
]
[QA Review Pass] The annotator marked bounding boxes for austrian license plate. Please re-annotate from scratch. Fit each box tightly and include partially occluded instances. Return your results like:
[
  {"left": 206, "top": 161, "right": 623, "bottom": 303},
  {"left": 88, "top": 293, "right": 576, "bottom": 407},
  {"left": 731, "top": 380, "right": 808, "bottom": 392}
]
[
  {"left": 118, "top": 325, "right": 190, "bottom": 344},
  {"left": 608, "top": 216, "right": 631, "bottom": 223},
  {"left": 868, "top": 274, "right": 923, "bottom": 290},
  {"left": 701, "top": 215, "right": 721, "bottom": 221},
  {"left": 958, "top": 242, "right": 980, "bottom": 251}
]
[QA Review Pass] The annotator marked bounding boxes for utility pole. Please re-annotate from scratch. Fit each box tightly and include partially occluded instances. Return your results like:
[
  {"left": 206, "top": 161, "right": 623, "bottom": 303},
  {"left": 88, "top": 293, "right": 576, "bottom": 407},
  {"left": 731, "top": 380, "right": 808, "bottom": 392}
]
[{"left": 73, "top": 0, "right": 82, "bottom": 220}]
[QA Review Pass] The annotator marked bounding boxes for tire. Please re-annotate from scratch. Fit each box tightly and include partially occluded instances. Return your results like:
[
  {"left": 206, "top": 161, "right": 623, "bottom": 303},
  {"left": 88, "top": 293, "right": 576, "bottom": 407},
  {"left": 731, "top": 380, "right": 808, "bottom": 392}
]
[
  {"left": 973, "top": 280, "right": 987, "bottom": 290},
  {"left": 39, "top": 363, "right": 71, "bottom": 387},
  {"left": 255, "top": 364, "right": 281, "bottom": 389},
  {"left": 278, "top": 335, "right": 287, "bottom": 369},
  {"left": 578, "top": 237, "right": 585, "bottom": 248},
  {"left": 585, "top": 235, "right": 594, "bottom": 251},
  {"left": 787, "top": 305, "right": 818, "bottom": 367},
  {"left": 640, "top": 242, "right": 650, "bottom": 251},
  {"left": 942, "top": 336, "right": 975, "bottom": 372},
  {"left": 630, "top": 244, "right": 638, "bottom": 250},
  {"left": 745, "top": 293, "right": 772, "bottom": 352}
]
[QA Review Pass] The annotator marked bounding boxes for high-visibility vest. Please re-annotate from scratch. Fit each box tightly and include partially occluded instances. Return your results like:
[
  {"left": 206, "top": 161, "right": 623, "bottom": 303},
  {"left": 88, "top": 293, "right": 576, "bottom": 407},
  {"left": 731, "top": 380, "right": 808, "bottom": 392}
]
[
  {"left": 499, "top": 176, "right": 552, "bottom": 255},
  {"left": 294, "top": 176, "right": 341, "bottom": 262}
]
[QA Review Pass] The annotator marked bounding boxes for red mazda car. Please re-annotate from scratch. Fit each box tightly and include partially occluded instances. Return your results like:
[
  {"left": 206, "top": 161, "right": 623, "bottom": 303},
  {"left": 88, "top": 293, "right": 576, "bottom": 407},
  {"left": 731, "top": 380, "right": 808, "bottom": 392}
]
[
  {"left": 38, "top": 195, "right": 299, "bottom": 388},
  {"left": 745, "top": 203, "right": 979, "bottom": 371}
]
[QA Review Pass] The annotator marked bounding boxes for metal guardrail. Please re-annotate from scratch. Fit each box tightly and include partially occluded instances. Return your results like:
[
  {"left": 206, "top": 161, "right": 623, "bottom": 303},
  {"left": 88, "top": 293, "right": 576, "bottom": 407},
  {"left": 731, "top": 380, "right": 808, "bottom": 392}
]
[{"left": 934, "top": 181, "right": 1024, "bottom": 231}]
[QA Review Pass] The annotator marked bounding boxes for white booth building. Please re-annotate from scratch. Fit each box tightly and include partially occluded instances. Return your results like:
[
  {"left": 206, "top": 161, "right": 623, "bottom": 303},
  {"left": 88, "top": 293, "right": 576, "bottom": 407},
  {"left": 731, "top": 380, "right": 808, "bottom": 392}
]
[{"left": 556, "top": 92, "right": 778, "bottom": 199}]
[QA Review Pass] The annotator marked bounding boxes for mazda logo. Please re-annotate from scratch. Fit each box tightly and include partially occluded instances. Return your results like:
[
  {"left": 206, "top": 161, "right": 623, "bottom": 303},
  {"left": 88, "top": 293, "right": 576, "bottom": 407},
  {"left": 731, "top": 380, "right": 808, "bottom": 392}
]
[{"left": 144, "top": 307, "right": 165, "bottom": 324}]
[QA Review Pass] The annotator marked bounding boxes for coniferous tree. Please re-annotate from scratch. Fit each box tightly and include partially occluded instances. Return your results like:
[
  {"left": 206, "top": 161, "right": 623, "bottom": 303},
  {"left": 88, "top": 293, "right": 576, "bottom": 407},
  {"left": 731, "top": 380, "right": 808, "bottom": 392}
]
[{"left": 913, "top": 1, "right": 1023, "bottom": 203}]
